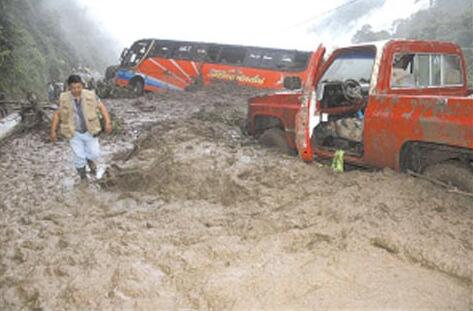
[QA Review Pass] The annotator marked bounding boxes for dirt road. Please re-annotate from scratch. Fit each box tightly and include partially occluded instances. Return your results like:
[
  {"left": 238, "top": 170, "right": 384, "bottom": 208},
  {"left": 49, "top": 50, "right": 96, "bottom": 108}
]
[{"left": 0, "top": 85, "right": 472, "bottom": 310}]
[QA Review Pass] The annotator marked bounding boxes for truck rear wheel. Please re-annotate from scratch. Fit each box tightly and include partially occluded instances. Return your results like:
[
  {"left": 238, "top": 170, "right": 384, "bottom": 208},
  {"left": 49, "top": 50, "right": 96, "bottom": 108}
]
[
  {"left": 258, "top": 128, "right": 294, "bottom": 155},
  {"left": 423, "top": 161, "right": 473, "bottom": 192}
]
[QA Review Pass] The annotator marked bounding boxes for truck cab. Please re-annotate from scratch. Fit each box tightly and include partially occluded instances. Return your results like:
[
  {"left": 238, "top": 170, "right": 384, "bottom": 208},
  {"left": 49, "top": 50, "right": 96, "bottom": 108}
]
[{"left": 247, "top": 40, "right": 473, "bottom": 191}]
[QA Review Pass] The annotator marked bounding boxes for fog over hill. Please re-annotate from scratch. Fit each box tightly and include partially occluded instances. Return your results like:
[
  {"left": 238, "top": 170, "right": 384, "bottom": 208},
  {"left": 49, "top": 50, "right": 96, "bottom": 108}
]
[{"left": 0, "top": 0, "right": 120, "bottom": 96}]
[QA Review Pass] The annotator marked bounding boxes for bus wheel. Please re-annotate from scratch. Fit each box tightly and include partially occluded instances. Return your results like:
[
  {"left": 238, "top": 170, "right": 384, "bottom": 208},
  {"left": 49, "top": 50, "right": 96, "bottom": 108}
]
[
  {"left": 258, "top": 128, "right": 295, "bottom": 155},
  {"left": 423, "top": 160, "right": 473, "bottom": 192},
  {"left": 131, "top": 79, "right": 144, "bottom": 96}
]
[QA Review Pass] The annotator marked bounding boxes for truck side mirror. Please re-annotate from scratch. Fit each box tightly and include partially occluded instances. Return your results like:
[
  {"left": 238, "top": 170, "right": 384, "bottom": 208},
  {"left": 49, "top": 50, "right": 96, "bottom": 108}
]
[{"left": 283, "top": 76, "right": 302, "bottom": 90}]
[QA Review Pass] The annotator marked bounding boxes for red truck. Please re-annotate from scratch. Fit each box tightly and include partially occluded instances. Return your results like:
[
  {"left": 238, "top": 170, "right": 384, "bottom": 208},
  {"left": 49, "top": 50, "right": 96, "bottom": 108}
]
[{"left": 247, "top": 40, "right": 473, "bottom": 192}]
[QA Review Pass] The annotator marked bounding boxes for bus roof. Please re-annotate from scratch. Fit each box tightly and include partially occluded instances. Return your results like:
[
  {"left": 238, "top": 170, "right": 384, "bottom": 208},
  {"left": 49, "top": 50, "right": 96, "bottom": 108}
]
[{"left": 130, "top": 38, "right": 311, "bottom": 54}]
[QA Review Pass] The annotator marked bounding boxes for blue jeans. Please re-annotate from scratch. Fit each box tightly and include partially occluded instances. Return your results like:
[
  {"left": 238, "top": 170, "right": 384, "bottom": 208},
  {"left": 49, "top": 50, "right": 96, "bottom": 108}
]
[{"left": 69, "top": 132, "right": 102, "bottom": 169}]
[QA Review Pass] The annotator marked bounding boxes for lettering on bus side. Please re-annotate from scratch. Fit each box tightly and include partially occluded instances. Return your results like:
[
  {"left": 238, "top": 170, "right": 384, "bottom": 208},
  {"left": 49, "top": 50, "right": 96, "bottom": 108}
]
[{"left": 207, "top": 69, "right": 265, "bottom": 85}]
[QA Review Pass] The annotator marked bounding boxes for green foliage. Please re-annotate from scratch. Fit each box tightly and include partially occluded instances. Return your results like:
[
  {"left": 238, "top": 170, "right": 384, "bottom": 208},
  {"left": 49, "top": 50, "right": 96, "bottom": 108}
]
[
  {"left": 351, "top": 25, "right": 391, "bottom": 44},
  {"left": 0, "top": 0, "right": 119, "bottom": 97},
  {"left": 351, "top": 0, "right": 473, "bottom": 86}
]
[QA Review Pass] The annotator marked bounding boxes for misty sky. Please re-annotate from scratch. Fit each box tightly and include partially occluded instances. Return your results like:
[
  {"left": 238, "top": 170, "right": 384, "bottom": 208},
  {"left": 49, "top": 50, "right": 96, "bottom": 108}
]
[{"left": 77, "top": 0, "right": 428, "bottom": 52}]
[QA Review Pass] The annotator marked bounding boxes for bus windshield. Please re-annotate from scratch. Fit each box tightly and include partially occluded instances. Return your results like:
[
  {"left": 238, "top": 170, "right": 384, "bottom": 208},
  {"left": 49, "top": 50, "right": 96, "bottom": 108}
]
[{"left": 121, "top": 40, "right": 153, "bottom": 67}]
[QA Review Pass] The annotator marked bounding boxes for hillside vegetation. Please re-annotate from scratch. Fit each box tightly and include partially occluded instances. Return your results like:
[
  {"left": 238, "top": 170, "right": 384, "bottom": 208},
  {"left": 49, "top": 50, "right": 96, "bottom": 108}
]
[
  {"left": 0, "top": 0, "right": 119, "bottom": 97},
  {"left": 352, "top": 0, "right": 473, "bottom": 85}
]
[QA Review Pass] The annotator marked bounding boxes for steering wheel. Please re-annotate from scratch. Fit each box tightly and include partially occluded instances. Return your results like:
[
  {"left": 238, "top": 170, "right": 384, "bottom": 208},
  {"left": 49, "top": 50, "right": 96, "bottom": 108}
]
[{"left": 342, "top": 79, "right": 363, "bottom": 104}]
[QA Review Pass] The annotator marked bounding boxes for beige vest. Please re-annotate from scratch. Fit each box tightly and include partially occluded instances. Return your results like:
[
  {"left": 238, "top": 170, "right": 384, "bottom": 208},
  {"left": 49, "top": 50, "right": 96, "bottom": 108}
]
[{"left": 58, "top": 90, "right": 102, "bottom": 139}]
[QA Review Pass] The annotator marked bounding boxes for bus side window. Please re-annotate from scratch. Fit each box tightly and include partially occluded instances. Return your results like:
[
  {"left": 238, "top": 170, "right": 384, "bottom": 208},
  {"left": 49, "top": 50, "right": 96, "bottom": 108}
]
[
  {"left": 293, "top": 52, "right": 310, "bottom": 71},
  {"left": 173, "top": 44, "right": 193, "bottom": 60},
  {"left": 194, "top": 46, "right": 209, "bottom": 62},
  {"left": 207, "top": 45, "right": 222, "bottom": 63},
  {"left": 151, "top": 42, "right": 175, "bottom": 58},
  {"left": 245, "top": 49, "right": 262, "bottom": 68},
  {"left": 260, "top": 51, "right": 277, "bottom": 69},
  {"left": 276, "top": 52, "right": 295, "bottom": 70},
  {"left": 219, "top": 47, "right": 246, "bottom": 65}
]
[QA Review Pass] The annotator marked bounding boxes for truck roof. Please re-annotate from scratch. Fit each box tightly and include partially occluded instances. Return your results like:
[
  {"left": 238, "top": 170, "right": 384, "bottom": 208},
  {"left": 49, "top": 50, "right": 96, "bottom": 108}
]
[{"left": 327, "top": 39, "right": 462, "bottom": 55}]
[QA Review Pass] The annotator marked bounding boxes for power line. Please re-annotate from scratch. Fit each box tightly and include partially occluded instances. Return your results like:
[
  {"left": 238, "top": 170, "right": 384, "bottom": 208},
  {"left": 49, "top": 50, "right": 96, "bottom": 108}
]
[{"left": 283, "top": 0, "right": 365, "bottom": 30}]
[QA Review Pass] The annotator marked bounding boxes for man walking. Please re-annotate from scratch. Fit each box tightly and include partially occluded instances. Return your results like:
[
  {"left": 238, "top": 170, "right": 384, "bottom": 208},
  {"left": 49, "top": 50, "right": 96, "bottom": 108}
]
[{"left": 50, "top": 74, "right": 112, "bottom": 181}]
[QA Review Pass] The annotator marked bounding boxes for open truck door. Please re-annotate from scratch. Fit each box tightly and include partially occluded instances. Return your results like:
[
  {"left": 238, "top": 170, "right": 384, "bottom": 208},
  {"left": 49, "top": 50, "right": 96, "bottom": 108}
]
[{"left": 295, "top": 45, "right": 325, "bottom": 162}]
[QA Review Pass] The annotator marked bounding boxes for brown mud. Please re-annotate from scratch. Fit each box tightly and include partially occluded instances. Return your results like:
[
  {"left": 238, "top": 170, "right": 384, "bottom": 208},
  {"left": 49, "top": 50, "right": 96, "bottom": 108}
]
[{"left": 0, "top": 84, "right": 472, "bottom": 310}]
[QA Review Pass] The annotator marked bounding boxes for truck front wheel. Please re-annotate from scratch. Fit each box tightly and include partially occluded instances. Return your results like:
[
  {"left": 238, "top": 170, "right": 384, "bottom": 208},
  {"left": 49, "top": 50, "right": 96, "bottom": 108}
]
[
  {"left": 258, "top": 128, "right": 295, "bottom": 155},
  {"left": 423, "top": 161, "right": 473, "bottom": 192}
]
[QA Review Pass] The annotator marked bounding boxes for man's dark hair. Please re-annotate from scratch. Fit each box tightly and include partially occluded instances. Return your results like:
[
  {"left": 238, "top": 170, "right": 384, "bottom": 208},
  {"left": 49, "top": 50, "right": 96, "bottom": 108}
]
[{"left": 67, "top": 74, "right": 83, "bottom": 86}]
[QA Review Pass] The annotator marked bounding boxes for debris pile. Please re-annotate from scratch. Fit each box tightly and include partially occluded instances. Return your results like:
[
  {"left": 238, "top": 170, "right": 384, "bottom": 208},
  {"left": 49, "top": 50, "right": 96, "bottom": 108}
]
[{"left": 0, "top": 84, "right": 471, "bottom": 310}]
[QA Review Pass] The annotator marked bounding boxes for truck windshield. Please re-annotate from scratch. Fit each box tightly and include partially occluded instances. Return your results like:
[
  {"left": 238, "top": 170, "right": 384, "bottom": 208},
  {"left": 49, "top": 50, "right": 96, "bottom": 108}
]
[
  {"left": 321, "top": 51, "right": 375, "bottom": 83},
  {"left": 121, "top": 40, "right": 153, "bottom": 67}
]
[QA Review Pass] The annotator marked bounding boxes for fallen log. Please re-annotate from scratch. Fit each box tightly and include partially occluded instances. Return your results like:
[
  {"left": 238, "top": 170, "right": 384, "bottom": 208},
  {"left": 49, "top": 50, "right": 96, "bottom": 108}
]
[
  {"left": 0, "top": 112, "right": 22, "bottom": 141},
  {"left": 0, "top": 93, "right": 56, "bottom": 143}
]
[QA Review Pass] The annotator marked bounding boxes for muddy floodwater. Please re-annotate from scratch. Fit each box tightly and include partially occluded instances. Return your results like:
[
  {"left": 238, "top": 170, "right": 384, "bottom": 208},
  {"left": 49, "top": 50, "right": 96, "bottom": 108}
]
[{"left": 0, "top": 85, "right": 472, "bottom": 310}]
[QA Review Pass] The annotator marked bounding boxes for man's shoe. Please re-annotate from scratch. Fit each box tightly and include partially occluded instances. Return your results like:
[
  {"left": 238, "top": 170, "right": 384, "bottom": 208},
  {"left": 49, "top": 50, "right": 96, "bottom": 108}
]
[
  {"left": 87, "top": 159, "right": 97, "bottom": 175},
  {"left": 96, "top": 164, "right": 107, "bottom": 180},
  {"left": 77, "top": 167, "right": 87, "bottom": 180}
]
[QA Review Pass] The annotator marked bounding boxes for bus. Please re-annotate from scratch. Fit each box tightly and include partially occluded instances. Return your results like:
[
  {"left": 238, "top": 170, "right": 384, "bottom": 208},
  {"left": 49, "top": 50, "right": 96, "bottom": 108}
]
[{"left": 112, "top": 39, "right": 312, "bottom": 95}]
